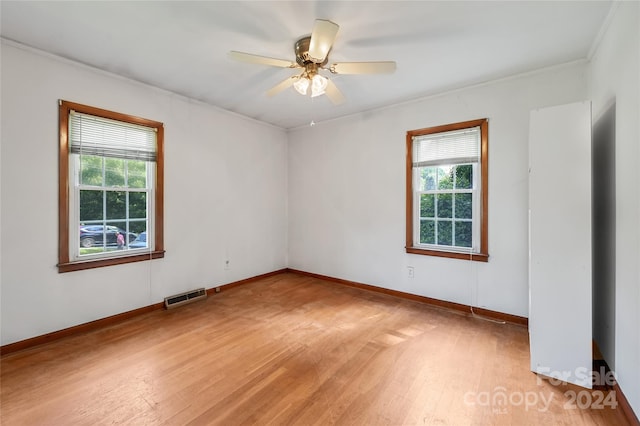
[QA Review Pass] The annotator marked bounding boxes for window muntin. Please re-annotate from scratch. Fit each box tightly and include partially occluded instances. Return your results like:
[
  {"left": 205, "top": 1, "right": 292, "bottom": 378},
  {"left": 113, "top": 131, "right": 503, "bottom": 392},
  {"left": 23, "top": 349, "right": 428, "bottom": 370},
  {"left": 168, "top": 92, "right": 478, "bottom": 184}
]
[
  {"left": 406, "top": 119, "right": 488, "bottom": 262},
  {"left": 58, "top": 101, "right": 165, "bottom": 272}
]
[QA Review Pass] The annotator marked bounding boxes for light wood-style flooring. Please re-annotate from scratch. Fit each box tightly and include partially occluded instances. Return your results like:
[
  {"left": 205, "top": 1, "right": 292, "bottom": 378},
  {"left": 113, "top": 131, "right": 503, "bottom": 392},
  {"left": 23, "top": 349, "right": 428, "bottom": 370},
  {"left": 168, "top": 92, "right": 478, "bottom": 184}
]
[{"left": 1, "top": 272, "right": 630, "bottom": 425}]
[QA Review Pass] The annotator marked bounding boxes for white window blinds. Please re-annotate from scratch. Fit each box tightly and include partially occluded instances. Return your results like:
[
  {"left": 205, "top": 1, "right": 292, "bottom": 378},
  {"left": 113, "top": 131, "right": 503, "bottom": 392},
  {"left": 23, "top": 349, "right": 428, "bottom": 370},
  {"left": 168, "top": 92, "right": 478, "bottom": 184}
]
[
  {"left": 412, "top": 126, "right": 480, "bottom": 167},
  {"left": 69, "top": 111, "right": 157, "bottom": 162}
]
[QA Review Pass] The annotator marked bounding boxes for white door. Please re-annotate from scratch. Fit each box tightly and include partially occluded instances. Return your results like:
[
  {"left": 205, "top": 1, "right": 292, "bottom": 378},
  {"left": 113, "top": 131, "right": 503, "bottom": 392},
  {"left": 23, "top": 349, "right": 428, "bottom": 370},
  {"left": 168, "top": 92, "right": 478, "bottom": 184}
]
[{"left": 529, "top": 101, "right": 592, "bottom": 388}]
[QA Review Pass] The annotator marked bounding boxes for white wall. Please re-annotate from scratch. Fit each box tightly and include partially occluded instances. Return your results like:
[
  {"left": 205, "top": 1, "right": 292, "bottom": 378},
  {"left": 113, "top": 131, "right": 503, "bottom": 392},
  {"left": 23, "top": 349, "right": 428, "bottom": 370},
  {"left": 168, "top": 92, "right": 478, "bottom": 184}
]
[
  {"left": 0, "top": 42, "right": 288, "bottom": 345},
  {"left": 288, "top": 62, "right": 588, "bottom": 318},
  {"left": 588, "top": 1, "right": 640, "bottom": 416}
]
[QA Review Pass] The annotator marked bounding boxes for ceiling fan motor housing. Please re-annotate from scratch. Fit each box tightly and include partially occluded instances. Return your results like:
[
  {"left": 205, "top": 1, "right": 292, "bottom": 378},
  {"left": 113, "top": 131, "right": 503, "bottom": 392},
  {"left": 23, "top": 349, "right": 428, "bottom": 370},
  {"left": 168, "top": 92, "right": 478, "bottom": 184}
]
[{"left": 295, "top": 36, "right": 329, "bottom": 67}]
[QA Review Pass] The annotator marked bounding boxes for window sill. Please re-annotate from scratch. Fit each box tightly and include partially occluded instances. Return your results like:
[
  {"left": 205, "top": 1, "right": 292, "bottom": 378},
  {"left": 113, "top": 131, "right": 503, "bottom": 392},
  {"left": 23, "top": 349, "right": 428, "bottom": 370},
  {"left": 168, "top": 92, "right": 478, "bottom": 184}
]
[
  {"left": 406, "top": 246, "right": 488, "bottom": 262},
  {"left": 58, "top": 250, "right": 165, "bottom": 273}
]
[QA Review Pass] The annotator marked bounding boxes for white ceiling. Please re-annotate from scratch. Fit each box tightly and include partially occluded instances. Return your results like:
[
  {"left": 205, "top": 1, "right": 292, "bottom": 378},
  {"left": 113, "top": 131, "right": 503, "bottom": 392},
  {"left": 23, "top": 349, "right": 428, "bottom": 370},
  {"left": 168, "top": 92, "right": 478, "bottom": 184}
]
[{"left": 1, "top": 1, "right": 612, "bottom": 129}]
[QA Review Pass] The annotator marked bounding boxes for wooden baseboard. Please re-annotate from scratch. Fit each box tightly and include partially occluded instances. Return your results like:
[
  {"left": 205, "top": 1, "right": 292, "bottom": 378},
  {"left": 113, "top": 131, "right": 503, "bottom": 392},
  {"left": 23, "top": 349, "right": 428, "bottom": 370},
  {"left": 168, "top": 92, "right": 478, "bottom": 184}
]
[
  {"left": 1, "top": 268, "right": 289, "bottom": 356},
  {"left": 205, "top": 268, "right": 288, "bottom": 295},
  {"left": 0, "top": 302, "right": 165, "bottom": 356},
  {"left": 286, "top": 268, "right": 528, "bottom": 327}
]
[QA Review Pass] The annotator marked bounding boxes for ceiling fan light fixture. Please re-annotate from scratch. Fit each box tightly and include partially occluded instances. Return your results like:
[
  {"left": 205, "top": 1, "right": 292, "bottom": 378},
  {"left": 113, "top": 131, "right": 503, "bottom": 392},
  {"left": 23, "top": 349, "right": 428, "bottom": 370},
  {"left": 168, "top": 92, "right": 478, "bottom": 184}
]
[
  {"left": 311, "top": 74, "right": 328, "bottom": 97},
  {"left": 293, "top": 76, "right": 310, "bottom": 95},
  {"left": 293, "top": 73, "right": 328, "bottom": 98}
]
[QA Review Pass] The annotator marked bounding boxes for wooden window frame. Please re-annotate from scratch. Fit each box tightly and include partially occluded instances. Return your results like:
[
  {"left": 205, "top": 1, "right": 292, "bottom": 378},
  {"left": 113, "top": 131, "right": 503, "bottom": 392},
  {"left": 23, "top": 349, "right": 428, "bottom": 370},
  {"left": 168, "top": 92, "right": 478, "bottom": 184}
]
[
  {"left": 406, "top": 118, "right": 489, "bottom": 262},
  {"left": 58, "top": 100, "right": 165, "bottom": 273}
]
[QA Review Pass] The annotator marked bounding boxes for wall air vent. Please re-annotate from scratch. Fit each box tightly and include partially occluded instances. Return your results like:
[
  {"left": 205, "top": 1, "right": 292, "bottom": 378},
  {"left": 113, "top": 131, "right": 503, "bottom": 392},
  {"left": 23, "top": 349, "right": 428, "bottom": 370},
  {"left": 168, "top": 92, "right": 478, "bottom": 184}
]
[{"left": 164, "top": 288, "right": 207, "bottom": 309}]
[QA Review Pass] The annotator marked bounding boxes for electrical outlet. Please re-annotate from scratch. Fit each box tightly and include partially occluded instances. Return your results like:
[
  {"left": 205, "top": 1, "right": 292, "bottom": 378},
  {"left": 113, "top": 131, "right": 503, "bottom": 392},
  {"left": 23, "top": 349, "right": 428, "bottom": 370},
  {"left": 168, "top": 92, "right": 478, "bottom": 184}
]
[
  {"left": 407, "top": 266, "right": 414, "bottom": 279},
  {"left": 224, "top": 259, "right": 230, "bottom": 270}
]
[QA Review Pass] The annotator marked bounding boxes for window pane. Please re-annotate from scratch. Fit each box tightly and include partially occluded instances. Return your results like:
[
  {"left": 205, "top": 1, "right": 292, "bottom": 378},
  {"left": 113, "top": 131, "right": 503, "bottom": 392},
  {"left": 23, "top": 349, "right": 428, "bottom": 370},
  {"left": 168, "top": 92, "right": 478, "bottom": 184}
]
[
  {"left": 105, "top": 158, "right": 125, "bottom": 187},
  {"left": 80, "top": 155, "right": 103, "bottom": 186},
  {"left": 107, "top": 222, "right": 126, "bottom": 246},
  {"left": 79, "top": 224, "right": 109, "bottom": 252},
  {"left": 437, "top": 166, "right": 454, "bottom": 190},
  {"left": 420, "top": 194, "right": 434, "bottom": 218},
  {"left": 106, "top": 191, "right": 126, "bottom": 220},
  {"left": 129, "top": 192, "right": 147, "bottom": 219},
  {"left": 437, "top": 220, "right": 452, "bottom": 246},
  {"left": 129, "top": 220, "right": 147, "bottom": 235},
  {"left": 455, "top": 221, "right": 472, "bottom": 248},
  {"left": 80, "top": 190, "right": 103, "bottom": 222},
  {"left": 454, "top": 193, "right": 473, "bottom": 219},
  {"left": 437, "top": 193, "right": 452, "bottom": 218},
  {"left": 108, "top": 221, "right": 135, "bottom": 247},
  {"left": 420, "top": 220, "right": 435, "bottom": 244},
  {"left": 424, "top": 167, "right": 437, "bottom": 190},
  {"left": 455, "top": 164, "right": 473, "bottom": 189},
  {"left": 130, "top": 229, "right": 148, "bottom": 249},
  {"left": 128, "top": 160, "right": 147, "bottom": 189}
]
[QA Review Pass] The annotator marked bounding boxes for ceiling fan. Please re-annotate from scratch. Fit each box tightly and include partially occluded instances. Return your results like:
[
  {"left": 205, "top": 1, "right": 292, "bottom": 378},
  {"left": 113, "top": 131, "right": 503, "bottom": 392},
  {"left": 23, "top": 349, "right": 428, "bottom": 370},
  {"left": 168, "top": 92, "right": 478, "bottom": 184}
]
[{"left": 228, "top": 19, "right": 396, "bottom": 105}]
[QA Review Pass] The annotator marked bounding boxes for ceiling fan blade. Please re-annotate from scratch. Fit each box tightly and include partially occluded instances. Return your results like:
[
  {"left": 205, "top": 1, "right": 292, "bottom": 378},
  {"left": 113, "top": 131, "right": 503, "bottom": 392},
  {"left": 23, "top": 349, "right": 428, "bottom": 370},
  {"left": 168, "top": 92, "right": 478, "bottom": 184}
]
[
  {"left": 266, "top": 75, "right": 298, "bottom": 97},
  {"left": 308, "top": 19, "right": 339, "bottom": 63},
  {"left": 228, "top": 51, "right": 297, "bottom": 68},
  {"left": 331, "top": 61, "right": 396, "bottom": 75},
  {"left": 324, "top": 79, "right": 345, "bottom": 105}
]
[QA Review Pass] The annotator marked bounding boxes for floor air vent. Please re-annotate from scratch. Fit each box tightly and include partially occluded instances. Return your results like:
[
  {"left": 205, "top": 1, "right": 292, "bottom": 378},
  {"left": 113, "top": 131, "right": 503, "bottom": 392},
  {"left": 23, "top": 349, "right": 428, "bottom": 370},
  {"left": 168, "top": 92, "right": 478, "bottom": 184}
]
[{"left": 164, "top": 288, "right": 207, "bottom": 309}]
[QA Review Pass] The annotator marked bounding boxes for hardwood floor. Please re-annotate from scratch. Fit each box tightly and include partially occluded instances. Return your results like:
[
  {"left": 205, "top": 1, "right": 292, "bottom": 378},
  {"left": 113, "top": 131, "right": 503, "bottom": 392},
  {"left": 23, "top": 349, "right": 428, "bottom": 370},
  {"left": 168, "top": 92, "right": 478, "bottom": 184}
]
[{"left": 1, "top": 272, "right": 630, "bottom": 425}]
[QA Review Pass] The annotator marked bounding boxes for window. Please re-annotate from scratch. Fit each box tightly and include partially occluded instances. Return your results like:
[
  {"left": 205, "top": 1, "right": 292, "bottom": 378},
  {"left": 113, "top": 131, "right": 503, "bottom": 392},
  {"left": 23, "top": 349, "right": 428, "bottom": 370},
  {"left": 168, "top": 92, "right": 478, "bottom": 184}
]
[
  {"left": 58, "top": 101, "right": 164, "bottom": 272},
  {"left": 406, "top": 118, "right": 488, "bottom": 261}
]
